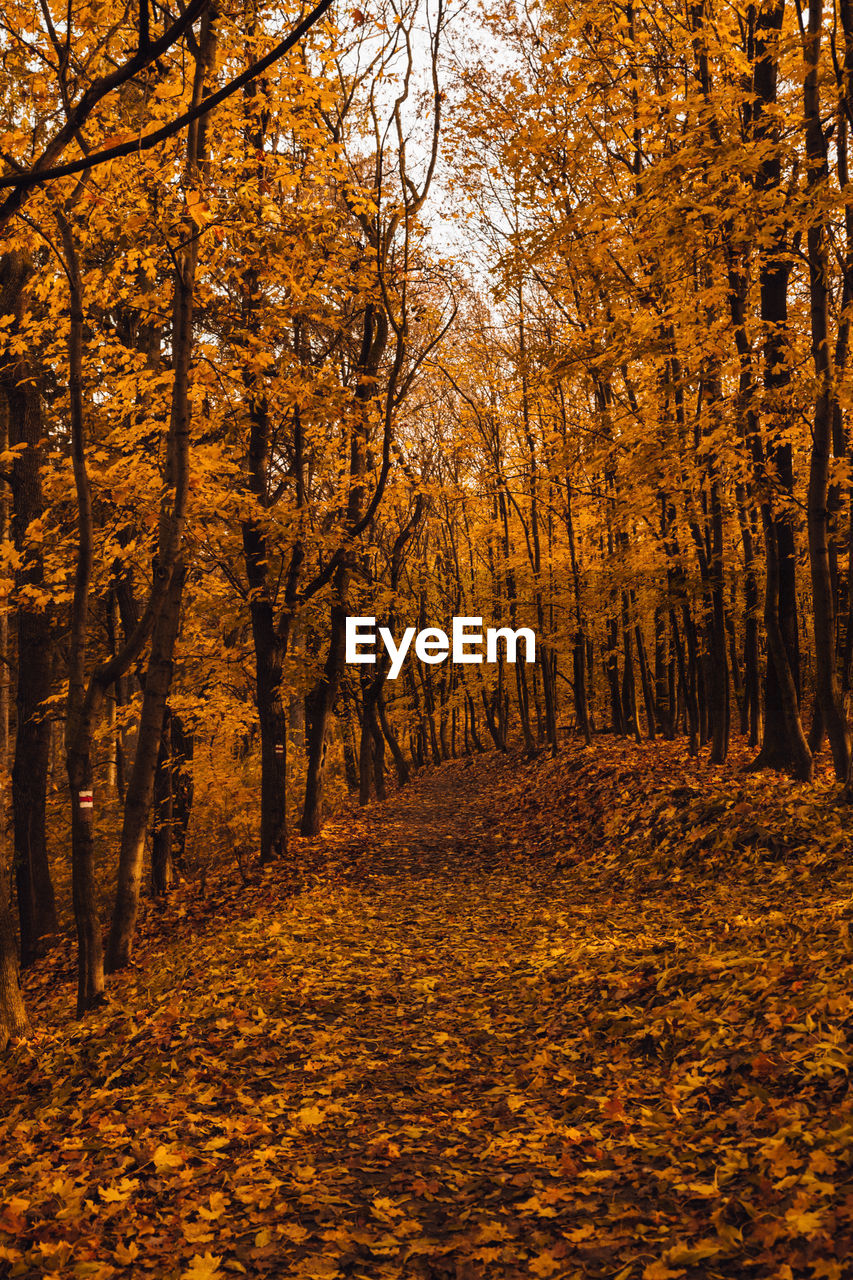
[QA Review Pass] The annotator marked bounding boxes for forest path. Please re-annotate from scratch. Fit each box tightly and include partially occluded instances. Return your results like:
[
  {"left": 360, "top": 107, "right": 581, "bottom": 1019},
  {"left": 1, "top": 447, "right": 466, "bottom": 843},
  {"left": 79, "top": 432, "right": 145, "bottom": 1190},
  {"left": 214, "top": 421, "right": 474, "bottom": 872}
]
[{"left": 3, "top": 747, "right": 850, "bottom": 1279}]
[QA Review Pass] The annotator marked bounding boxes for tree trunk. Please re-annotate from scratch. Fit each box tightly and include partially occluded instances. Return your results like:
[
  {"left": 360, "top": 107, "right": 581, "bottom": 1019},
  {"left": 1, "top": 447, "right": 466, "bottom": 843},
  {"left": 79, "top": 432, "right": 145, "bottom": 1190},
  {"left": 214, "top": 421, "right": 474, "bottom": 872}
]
[
  {"left": 0, "top": 871, "right": 28, "bottom": 1051},
  {"left": 481, "top": 684, "right": 506, "bottom": 751},
  {"left": 634, "top": 619, "right": 657, "bottom": 740},
  {"left": 378, "top": 689, "right": 410, "bottom": 783},
  {"left": 515, "top": 659, "right": 536, "bottom": 754},
  {"left": 671, "top": 606, "right": 698, "bottom": 756},
  {"left": 56, "top": 216, "right": 107, "bottom": 1015},
  {"left": 171, "top": 713, "right": 193, "bottom": 870},
  {"left": 708, "top": 471, "right": 731, "bottom": 763},
  {"left": 803, "top": 0, "right": 851, "bottom": 780},
  {"left": 1, "top": 254, "right": 57, "bottom": 967},
  {"left": 538, "top": 642, "right": 559, "bottom": 751},
  {"left": 243, "top": 509, "right": 287, "bottom": 862},
  {"left": 302, "top": 591, "right": 348, "bottom": 835},
  {"left": 371, "top": 717, "right": 386, "bottom": 800},
  {"left": 750, "top": 0, "right": 811, "bottom": 777},
  {"left": 104, "top": 14, "right": 213, "bottom": 967},
  {"left": 605, "top": 616, "right": 624, "bottom": 734},
  {"left": 621, "top": 598, "right": 642, "bottom": 743},
  {"left": 341, "top": 691, "right": 359, "bottom": 792},
  {"left": 654, "top": 606, "right": 673, "bottom": 738},
  {"left": 151, "top": 711, "right": 174, "bottom": 897},
  {"left": 736, "top": 489, "right": 762, "bottom": 747},
  {"left": 358, "top": 681, "right": 373, "bottom": 806},
  {"left": 0, "top": 396, "right": 8, "bottom": 779},
  {"left": 67, "top": 703, "right": 105, "bottom": 1013},
  {"left": 107, "top": 561, "right": 185, "bottom": 970}
]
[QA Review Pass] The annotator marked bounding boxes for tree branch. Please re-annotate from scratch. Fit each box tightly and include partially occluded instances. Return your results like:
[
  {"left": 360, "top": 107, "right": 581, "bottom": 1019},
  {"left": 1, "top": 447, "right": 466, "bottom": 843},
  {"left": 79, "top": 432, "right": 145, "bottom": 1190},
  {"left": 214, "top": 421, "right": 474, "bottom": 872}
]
[{"left": 0, "top": 0, "right": 335, "bottom": 220}]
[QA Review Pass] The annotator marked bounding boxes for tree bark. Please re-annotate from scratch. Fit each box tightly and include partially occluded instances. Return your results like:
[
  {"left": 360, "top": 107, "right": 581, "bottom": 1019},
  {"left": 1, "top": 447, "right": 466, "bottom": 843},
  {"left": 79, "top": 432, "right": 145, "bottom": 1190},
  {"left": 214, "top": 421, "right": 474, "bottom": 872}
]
[
  {"left": 803, "top": 0, "right": 851, "bottom": 780},
  {"left": 107, "top": 560, "right": 185, "bottom": 970},
  {"left": 378, "top": 689, "right": 411, "bottom": 783},
  {"left": 0, "top": 872, "right": 28, "bottom": 1052},
  {"left": 0, "top": 254, "right": 58, "bottom": 967},
  {"left": 749, "top": 0, "right": 811, "bottom": 778},
  {"left": 105, "top": 11, "right": 214, "bottom": 971},
  {"left": 302, "top": 590, "right": 348, "bottom": 834}
]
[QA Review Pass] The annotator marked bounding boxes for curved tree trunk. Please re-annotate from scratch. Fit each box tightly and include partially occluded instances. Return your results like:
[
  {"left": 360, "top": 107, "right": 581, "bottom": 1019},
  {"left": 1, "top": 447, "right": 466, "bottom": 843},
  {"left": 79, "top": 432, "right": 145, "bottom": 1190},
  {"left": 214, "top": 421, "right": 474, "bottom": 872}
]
[{"left": 378, "top": 688, "right": 411, "bottom": 783}]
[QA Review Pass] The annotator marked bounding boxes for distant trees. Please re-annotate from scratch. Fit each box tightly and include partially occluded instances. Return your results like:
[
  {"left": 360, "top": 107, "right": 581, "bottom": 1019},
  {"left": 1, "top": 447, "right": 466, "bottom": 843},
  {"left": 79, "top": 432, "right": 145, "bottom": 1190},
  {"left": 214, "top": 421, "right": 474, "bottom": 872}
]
[{"left": 444, "top": 0, "right": 853, "bottom": 780}]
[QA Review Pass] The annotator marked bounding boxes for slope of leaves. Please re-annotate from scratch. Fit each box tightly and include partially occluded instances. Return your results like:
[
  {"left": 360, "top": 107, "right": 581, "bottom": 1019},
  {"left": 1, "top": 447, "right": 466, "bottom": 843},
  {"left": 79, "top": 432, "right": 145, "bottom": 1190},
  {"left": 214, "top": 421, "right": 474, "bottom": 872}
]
[{"left": 2, "top": 741, "right": 853, "bottom": 1279}]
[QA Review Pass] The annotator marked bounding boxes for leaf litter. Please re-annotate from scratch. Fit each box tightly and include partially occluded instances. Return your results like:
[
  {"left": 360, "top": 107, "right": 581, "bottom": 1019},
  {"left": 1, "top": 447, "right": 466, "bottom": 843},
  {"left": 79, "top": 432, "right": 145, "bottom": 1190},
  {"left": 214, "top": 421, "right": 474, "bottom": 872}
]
[{"left": 2, "top": 740, "right": 853, "bottom": 1279}]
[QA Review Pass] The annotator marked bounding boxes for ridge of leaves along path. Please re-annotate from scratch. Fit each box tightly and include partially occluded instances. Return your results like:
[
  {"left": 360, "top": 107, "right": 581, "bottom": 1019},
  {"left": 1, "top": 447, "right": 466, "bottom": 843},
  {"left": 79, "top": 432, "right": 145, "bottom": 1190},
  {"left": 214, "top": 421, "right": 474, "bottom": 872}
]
[{"left": 3, "top": 743, "right": 853, "bottom": 1280}]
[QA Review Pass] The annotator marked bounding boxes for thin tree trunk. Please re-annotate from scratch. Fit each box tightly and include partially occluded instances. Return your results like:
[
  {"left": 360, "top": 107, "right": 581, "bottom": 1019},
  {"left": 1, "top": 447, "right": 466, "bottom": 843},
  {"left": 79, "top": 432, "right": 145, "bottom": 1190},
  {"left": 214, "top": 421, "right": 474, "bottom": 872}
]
[
  {"left": 378, "top": 689, "right": 410, "bottom": 784},
  {"left": 634, "top": 617, "right": 657, "bottom": 740},
  {"left": 0, "top": 870, "right": 28, "bottom": 1051},
  {"left": 708, "top": 469, "right": 731, "bottom": 762},
  {"left": 151, "top": 711, "right": 174, "bottom": 897},
  {"left": 749, "top": 0, "right": 811, "bottom": 778},
  {"left": 107, "top": 561, "right": 185, "bottom": 970},
  {"left": 0, "top": 395, "right": 8, "bottom": 779},
  {"left": 671, "top": 606, "right": 698, "bottom": 756},
  {"left": 803, "top": 0, "right": 851, "bottom": 780},
  {"left": 621, "top": 596, "right": 642, "bottom": 743},
  {"left": 302, "top": 591, "right": 349, "bottom": 834},
  {"left": 105, "top": 12, "right": 214, "bottom": 970},
  {"left": 170, "top": 712, "right": 193, "bottom": 870},
  {"left": 605, "top": 616, "right": 625, "bottom": 734},
  {"left": 654, "top": 606, "right": 673, "bottom": 737},
  {"left": 59, "top": 213, "right": 106, "bottom": 1014}
]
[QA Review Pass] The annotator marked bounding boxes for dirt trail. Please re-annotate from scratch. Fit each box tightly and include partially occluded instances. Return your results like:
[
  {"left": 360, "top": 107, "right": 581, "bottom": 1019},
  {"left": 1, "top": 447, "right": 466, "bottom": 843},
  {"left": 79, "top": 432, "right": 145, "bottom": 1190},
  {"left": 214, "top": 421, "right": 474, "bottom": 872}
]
[{"left": 3, "top": 750, "right": 848, "bottom": 1279}]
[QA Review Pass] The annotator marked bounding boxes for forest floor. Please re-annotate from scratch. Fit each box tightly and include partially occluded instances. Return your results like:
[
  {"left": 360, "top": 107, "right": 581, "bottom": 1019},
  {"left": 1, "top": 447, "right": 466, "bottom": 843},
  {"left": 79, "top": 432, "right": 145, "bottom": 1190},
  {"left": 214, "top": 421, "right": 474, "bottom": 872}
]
[{"left": 3, "top": 738, "right": 853, "bottom": 1280}]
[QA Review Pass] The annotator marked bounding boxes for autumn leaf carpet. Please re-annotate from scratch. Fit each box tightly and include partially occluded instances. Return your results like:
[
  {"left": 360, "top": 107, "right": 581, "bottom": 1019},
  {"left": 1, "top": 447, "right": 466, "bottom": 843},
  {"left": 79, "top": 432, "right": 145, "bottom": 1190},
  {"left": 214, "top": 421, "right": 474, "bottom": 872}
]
[{"left": 2, "top": 742, "right": 853, "bottom": 1280}]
